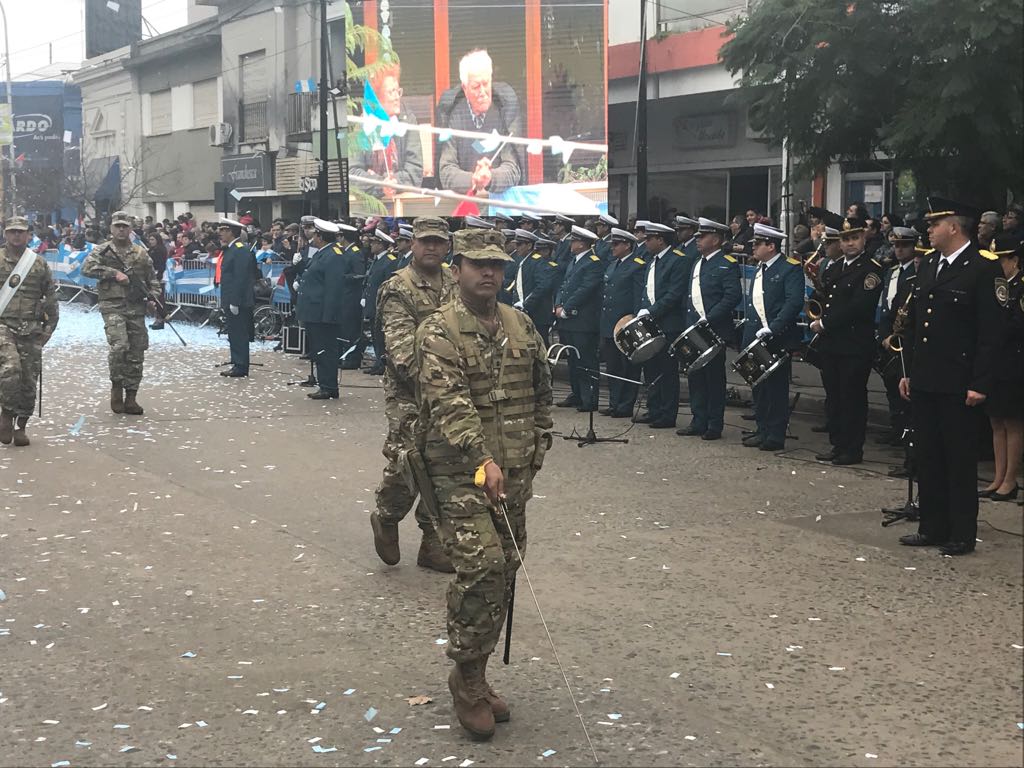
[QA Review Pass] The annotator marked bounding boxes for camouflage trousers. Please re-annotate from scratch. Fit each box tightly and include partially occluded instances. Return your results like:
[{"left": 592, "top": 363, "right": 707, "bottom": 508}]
[
  {"left": 434, "top": 468, "right": 531, "bottom": 663},
  {"left": 0, "top": 327, "right": 42, "bottom": 417},
  {"left": 374, "top": 392, "right": 433, "bottom": 532},
  {"left": 100, "top": 309, "right": 148, "bottom": 390}
]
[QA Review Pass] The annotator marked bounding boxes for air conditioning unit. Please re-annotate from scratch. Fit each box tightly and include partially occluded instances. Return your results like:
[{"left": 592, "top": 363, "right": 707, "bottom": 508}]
[{"left": 209, "top": 122, "right": 233, "bottom": 147}]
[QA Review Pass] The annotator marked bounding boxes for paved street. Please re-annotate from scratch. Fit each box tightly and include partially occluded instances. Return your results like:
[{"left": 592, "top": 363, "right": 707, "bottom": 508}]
[{"left": 1, "top": 305, "right": 1022, "bottom": 768}]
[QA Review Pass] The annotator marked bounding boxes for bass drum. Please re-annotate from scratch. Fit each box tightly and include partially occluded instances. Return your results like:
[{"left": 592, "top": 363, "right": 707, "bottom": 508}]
[
  {"left": 668, "top": 319, "right": 724, "bottom": 374},
  {"left": 613, "top": 314, "right": 666, "bottom": 364},
  {"left": 733, "top": 337, "right": 786, "bottom": 388}
]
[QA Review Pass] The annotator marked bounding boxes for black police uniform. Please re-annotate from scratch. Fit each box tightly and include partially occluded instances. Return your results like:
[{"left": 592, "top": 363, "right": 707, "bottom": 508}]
[
  {"left": 901, "top": 243, "right": 1003, "bottom": 550},
  {"left": 600, "top": 248, "right": 646, "bottom": 416},
  {"left": 877, "top": 261, "right": 917, "bottom": 441},
  {"left": 555, "top": 246, "right": 604, "bottom": 411},
  {"left": 637, "top": 245, "right": 690, "bottom": 427},
  {"left": 220, "top": 237, "right": 259, "bottom": 375},
  {"left": 297, "top": 241, "right": 351, "bottom": 396},
  {"left": 337, "top": 240, "right": 367, "bottom": 369},
  {"left": 510, "top": 251, "right": 559, "bottom": 346},
  {"left": 816, "top": 253, "right": 884, "bottom": 461}
]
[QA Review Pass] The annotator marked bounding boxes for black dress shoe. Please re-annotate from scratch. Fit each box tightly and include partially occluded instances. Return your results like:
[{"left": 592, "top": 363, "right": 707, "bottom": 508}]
[
  {"left": 675, "top": 425, "right": 702, "bottom": 436},
  {"left": 815, "top": 448, "right": 838, "bottom": 461},
  {"left": 632, "top": 413, "right": 652, "bottom": 424},
  {"left": 556, "top": 396, "right": 580, "bottom": 408},
  {"left": 831, "top": 453, "right": 863, "bottom": 466},
  {"left": 759, "top": 441, "right": 785, "bottom": 451},
  {"left": 741, "top": 434, "right": 763, "bottom": 447},
  {"left": 599, "top": 407, "right": 615, "bottom": 416},
  {"left": 650, "top": 421, "right": 677, "bottom": 429},
  {"left": 899, "top": 532, "right": 937, "bottom": 547},
  {"left": 810, "top": 424, "right": 829, "bottom": 433},
  {"left": 741, "top": 429, "right": 757, "bottom": 438},
  {"left": 307, "top": 390, "right": 339, "bottom": 400},
  {"left": 220, "top": 368, "right": 248, "bottom": 377},
  {"left": 938, "top": 540, "right": 976, "bottom": 556},
  {"left": 990, "top": 484, "right": 1019, "bottom": 502},
  {"left": 701, "top": 431, "right": 722, "bottom": 441}
]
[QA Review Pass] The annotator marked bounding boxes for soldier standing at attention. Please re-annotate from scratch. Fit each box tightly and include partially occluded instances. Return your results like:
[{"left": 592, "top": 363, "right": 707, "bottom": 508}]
[
  {"left": 216, "top": 217, "right": 259, "bottom": 378},
  {"left": 82, "top": 211, "right": 160, "bottom": 414},
  {"left": 370, "top": 217, "right": 456, "bottom": 572},
  {"left": 414, "top": 227, "right": 553, "bottom": 740},
  {"left": 0, "top": 217, "right": 59, "bottom": 447},
  {"left": 295, "top": 218, "right": 345, "bottom": 399}
]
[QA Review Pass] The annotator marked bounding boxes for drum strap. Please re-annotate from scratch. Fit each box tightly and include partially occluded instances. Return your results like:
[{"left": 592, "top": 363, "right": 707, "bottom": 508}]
[
  {"left": 690, "top": 256, "right": 706, "bottom": 318},
  {"left": 752, "top": 266, "right": 766, "bottom": 325},
  {"left": 645, "top": 256, "right": 657, "bottom": 304}
]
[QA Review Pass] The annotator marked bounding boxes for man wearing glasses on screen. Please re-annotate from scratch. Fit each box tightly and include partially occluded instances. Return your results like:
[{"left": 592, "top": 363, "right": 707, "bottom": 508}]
[{"left": 351, "top": 63, "right": 424, "bottom": 194}]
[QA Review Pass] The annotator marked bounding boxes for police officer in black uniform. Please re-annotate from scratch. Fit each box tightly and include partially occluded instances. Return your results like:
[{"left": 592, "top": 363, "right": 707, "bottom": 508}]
[
  {"left": 336, "top": 223, "right": 367, "bottom": 369},
  {"left": 877, "top": 226, "right": 919, "bottom": 445},
  {"left": 296, "top": 219, "right": 346, "bottom": 399},
  {"left": 599, "top": 228, "right": 644, "bottom": 417},
  {"left": 810, "top": 216, "right": 883, "bottom": 465},
  {"left": 897, "top": 198, "right": 1004, "bottom": 556},
  {"left": 509, "top": 232, "right": 559, "bottom": 347},
  {"left": 554, "top": 226, "right": 604, "bottom": 411},
  {"left": 218, "top": 216, "right": 259, "bottom": 377},
  {"left": 594, "top": 214, "right": 618, "bottom": 263}
]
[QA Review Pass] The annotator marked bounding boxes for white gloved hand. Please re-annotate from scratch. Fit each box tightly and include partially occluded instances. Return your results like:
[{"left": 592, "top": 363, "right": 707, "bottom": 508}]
[
  {"left": 756, "top": 327, "right": 772, "bottom": 339},
  {"left": 513, "top": 300, "right": 524, "bottom": 310},
  {"left": 229, "top": 304, "right": 239, "bottom": 316},
  {"left": 292, "top": 253, "right": 302, "bottom": 265},
  {"left": 637, "top": 308, "right": 651, "bottom": 318},
  {"left": 292, "top": 281, "right": 299, "bottom": 291},
  {"left": 557, "top": 307, "right": 568, "bottom": 319},
  {"left": 360, "top": 298, "right": 367, "bottom": 308}
]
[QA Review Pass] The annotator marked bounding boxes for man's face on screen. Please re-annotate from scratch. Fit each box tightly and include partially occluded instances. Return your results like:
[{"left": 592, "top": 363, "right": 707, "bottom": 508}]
[{"left": 463, "top": 70, "right": 492, "bottom": 115}]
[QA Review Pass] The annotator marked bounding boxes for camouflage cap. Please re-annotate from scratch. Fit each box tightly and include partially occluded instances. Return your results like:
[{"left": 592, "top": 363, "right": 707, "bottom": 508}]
[
  {"left": 454, "top": 227, "right": 513, "bottom": 262},
  {"left": 110, "top": 210, "right": 133, "bottom": 226},
  {"left": 3, "top": 216, "right": 30, "bottom": 231},
  {"left": 413, "top": 216, "right": 450, "bottom": 240}
]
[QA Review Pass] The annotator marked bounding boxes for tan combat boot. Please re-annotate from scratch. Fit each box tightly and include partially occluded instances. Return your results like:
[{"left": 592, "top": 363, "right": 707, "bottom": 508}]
[
  {"left": 370, "top": 512, "right": 401, "bottom": 565},
  {"left": 448, "top": 659, "right": 495, "bottom": 740},
  {"left": 123, "top": 390, "right": 144, "bottom": 416},
  {"left": 13, "top": 417, "right": 29, "bottom": 447},
  {"left": 417, "top": 529, "right": 455, "bottom": 573},
  {"left": 110, "top": 384, "right": 125, "bottom": 414},
  {"left": 0, "top": 409, "right": 13, "bottom": 445},
  {"left": 481, "top": 655, "right": 510, "bottom": 723}
]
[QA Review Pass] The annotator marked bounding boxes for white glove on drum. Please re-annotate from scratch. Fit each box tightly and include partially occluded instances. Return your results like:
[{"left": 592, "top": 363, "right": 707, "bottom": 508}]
[{"left": 636, "top": 308, "right": 651, "bottom": 318}]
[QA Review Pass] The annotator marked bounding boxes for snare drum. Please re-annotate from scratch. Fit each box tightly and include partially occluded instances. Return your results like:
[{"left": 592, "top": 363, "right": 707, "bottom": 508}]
[
  {"left": 668, "top": 319, "right": 724, "bottom": 374},
  {"left": 733, "top": 337, "right": 786, "bottom": 388},
  {"left": 613, "top": 314, "right": 666, "bottom": 363}
]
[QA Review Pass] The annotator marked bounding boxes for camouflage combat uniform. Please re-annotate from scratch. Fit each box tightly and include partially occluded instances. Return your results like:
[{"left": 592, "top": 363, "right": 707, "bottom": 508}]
[
  {"left": 0, "top": 239, "right": 59, "bottom": 419},
  {"left": 82, "top": 238, "right": 160, "bottom": 392},
  {"left": 375, "top": 262, "right": 455, "bottom": 527},
  {"left": 415, "top": 296, "right": 552, "bottom": 663}
]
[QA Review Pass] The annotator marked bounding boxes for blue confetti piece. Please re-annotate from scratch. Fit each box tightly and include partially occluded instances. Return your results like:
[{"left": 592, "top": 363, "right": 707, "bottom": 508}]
[
  {"left": 52, "top": 761, "right": 70, "bottom": 767},
  {"left": 180, "top": 651, "right": 196, "bottom": 658},
  {"left": 311, "top": 745, "right": 337, "bottom": 754},
  {"left": 314, "top": 702, "right": 326, "bottom": 711},
  {"left": 1018, "top": 722, "right": 1024, "bottom": 729},
  {"left": 343, "top": 688, "right": 356, "bottom": 695},
  {"left": 113, "top": 723, "right": 130, "bottom": 729},
  {"left": 119, "top": 745, "right": 139, "bottom": 753},
  {"left": 364, "top": 746, "right": 382, "bottom": 753},
  {"left": 74, "top": 741, "right": 91, "bottom": 747},
  {"left": 364, "top": 706, "right": 378, "bottom": 722},
  {"left": 542, "top": 749, "right": 557, "bottom": 758},
  {"left": 166, "top": 755, "right": 177, "bottom": 761},
  {"left": 69, "top": 415, "right": 86, "bottom": 436},
  {"left": 389, "top": 727, "right": 401, "bottom": 734}
]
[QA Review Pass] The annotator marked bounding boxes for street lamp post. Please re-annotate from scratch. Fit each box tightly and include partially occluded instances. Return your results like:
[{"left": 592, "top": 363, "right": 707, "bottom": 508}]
[{"left": 0, "top": 0, "right": 15, "bottom": 218}]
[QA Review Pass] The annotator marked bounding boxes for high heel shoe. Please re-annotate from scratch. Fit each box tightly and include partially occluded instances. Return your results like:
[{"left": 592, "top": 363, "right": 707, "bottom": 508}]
[
  {"left": 977, "top": 487, "right": 997, "bottom": 498},
  {"left": 990, "top": 485, "right": 1020, "bottom": 502}
]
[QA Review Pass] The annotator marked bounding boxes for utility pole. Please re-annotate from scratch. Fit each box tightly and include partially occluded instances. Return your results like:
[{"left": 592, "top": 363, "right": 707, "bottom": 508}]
[
  {"left": 316, "top": 0, "right": 329, "bottom": 217},
  {"left": 634, "top": 0, "right": 648, "bottom": 220},
  {"left": 0, "top": 0, "right": 16, "bottom": 218}
]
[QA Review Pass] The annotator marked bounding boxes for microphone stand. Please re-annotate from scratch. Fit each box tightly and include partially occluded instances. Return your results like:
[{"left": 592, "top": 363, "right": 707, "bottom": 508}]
[
  {"left": 547, "top": 344, "right": 638, "bottom": 448},
  {"left": 881, "top": 427, "right": 918, "bottom": 526}
]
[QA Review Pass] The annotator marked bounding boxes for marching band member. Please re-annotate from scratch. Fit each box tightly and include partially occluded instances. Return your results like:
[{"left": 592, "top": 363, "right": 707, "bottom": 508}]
[
  {"left": 877, "top": 227, "right": 920, "bottom": 446},
  {"left": 554, "top": 226, "right": 604, "bottom": 412},
  {"left": 600, "top": 229, "right": 645, "bottom": 417},
  {"left": 740, "top": 223, "right": 804, "bottom": 451}
]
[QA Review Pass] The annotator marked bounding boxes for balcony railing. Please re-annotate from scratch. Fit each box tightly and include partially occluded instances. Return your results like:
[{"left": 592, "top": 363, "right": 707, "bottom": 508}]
[
  {"left": 286, "top": 92, "right": 315, "bottom": 136},
  {"left": 239, "top": 100, "right": 269, "bottom": 142}
]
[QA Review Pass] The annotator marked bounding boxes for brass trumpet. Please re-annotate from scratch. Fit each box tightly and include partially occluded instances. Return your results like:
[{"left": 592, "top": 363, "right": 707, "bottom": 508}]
[
  {"left": 803, "top": 239, "right": 827, "bottom": 321},
  {"left": 883, "top": 290, "right": 914, "bottom": 353}
]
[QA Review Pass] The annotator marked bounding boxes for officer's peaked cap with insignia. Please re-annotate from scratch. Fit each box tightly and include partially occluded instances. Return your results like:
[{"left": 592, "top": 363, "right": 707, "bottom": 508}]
[
  {"left": 3, "top": 216, "right": 30, "bottom": 231},
  {"left": 890, "top": 226, "right": 919, "bottom": 243},
  {"left": 337, "top": 222, "right": 359, "bottom": 233},
  {"left": 514, "top": 228, "right": 538, "bottom": 243},
  {"left": 924, "top": 196, "right": 981, "bottom": 223},
  {"left": 520, "top": 212, "right": 543, "bottom": 223},
  {"left": 644, "top": 222, "right": 674, "bottom": 236},
  {"left": 311, "top": 217, "right": 340, "bottom": 235},
  {"left": 397, "top": 225, "right": 414, "bottom": 240},
  {"left": 840, "top": 216, "right": 866, "bottom": 234},
  {"left": 599, "top": 214, "right": 618, "bottom": 227},
  {"left": 674, "top": 215, "right": 699, "bottom": 229},
  {"left": 570, "top": 225, "right": 598, "bottom": 242},
  {"left": 463, "top": 215, "right": 493, "bottom": 229},
  {"left": 372, "top": 228, "right": 395, "bottom": 245},
  {"left": 535, "top": 237, "right": 556, "bottom": 248},
  {"left": 991, "top": 232, "right": 1024, "bottom": 258},
  {"left": 823, "top": 226, "right": 841, "bottom": 241},
  {"left": 610, "top": 227, "right": 638, "bottom": 244},
  {"left": 218, "top": 216, "right": 244, "bottom": 229},
  {"left": 454, "top": 228, "right": 512, "bottom": 262},
  {"left": 697, "top": 217, "right": 729, "bottom": 235},
  {"left": 493, "top": 213, "right": 515, "bottom": 225},
  {"left": 752, "top": 222, "right": 786, "bottom": 242},
  {"left": 501, "top": 228, "right": 517, "bottom": 239},
  {"left": 553, "top": 214, "right": 575, "bottom": 225},
  {"left": 413, "top": 216, "right": 450, "bottom": 240}
]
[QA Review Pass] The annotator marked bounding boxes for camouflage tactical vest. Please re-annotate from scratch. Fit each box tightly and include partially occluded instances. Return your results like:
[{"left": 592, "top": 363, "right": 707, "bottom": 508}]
[
  {"left": 0, "top": 248, "right": 52, "bottom": 334},
  {"left": 423, "top": 301, "right": 540, "bottom": 475}
]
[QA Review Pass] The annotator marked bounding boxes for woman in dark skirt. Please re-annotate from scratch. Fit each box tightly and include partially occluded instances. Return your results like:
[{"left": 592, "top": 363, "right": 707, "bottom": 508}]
[{"left": 980, "top": 233, "right": 1024, "bottom": 501}]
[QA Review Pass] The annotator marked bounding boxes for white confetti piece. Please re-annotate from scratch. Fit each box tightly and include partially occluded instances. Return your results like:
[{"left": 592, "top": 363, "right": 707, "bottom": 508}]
[
  {"left": 312, "top": 745, "right": 337, "bottom": 754},
  {"left": 433, "top": 724, "right": 450, "bottom": 730},
  {"left": 669, "top": 672, "right": 680, "bottom": 679},
  {"left": 364, "top": 706, "right": 378, "bottom": 721},
  {"left": 460, "top": 761, "right": 474, "bottom": 768},
  {"left": 765, "top": 683, "right": 775, "bottom": 689},
  {"left": 42, "top": 719, "right": 60, "bottom": 725},
  {"left": 119, "top": 746, "right": 138, "bottom": 753},
  {"left": 415, "top": 760, "right": 429, "bottom": 766},
  {"left": 716, "top": 652, "right": 732, "bottom": 657},
  {"left": 91, "top": 702, "right": 108, "bottom": 711},
  {"left": 607, "top": 713, "right": 622, "bottom": 720},
  {"left": 829, "top": 666, "right": 846, "bottom": 671},
  {"left": 243, "top": 709, "right": 258, "bottom": 715},
  {"left": 1011, "top": 644, "right": 1023, "bottom": 650},
  {"left": 865, "top": 753, "right": 878, "bottom": 759},
  {"left": 684, "top": 735, "right": 697, "bottom": 741}
]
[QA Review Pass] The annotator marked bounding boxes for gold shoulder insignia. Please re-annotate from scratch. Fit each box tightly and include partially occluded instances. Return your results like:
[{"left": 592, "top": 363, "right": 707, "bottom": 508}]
[
  {"left": 442, "top": 263, "right": 450, "bottom": 269},
  {"left": 590, "top": 254, "right": 601, "bottom": 262},
  {"left": 387, "top": 254, "right": 397, "bottom": 260},
  {"left": 786, "top": 257, "right": 800, "bottom": 266},
  {"left": 871, "top": 258, "right": 883, "bottom": 268},
  {"left": 979, "top": 249, "right": 999, "bottom": 261},
  {"left": 633, "top": 257, "right": 646, "bottom": 265},
  {"left": 672, "top": 248, "right": 684, "bottom": 256},
  {"left": 548, "top": 261, "right": 559, "bottom": 267},
  {"left": 333, "top": 246, "right": 342, "bottom": 254},
  {"left": 723, "top": 254, "right": 737, "bottom": 263},
  {"left": 532, "top": 253, "right": 542, "bottom": 259}
]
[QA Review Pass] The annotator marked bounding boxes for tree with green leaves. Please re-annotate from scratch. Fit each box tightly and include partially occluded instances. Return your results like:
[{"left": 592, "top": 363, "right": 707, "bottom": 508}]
[{"left": 720, "top": 0, "right": 1023, "bottom": 208}]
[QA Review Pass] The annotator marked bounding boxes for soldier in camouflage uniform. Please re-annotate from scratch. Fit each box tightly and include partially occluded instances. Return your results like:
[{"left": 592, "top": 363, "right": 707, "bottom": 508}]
[
  {"left": 370, "top": 216, "right": 457, "bottom": 572},
  {"left": 0, "top": 217, "right": 59, "bottom": 447},
  {"left": 414, "top": 228, "right": 553, "bottom": 740},
  {"left": 82, "top": 211, "right": 160, "bottom": 415}
]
